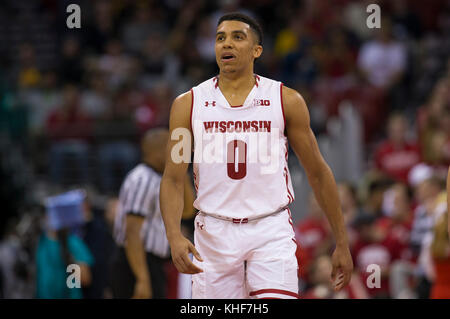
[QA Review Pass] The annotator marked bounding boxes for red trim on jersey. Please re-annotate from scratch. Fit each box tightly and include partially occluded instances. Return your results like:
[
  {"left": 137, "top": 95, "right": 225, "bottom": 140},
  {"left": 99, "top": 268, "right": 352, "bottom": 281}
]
[
  {"left": 288, "top": 219, "right": 294, "bottom": 228},
  {"left": 287, "top": 207, "right": 298, "bottom": 249},
  {"left": 230, "top": 104, "right": 243, "bottom": 108},
  {"left": 288, "top": 210, "right": 296, "bottom": 235},
  {"left": 213, "top": 76, "right": 219, "bottom": 89},
  {"left": 189, "top": 89, "right": 194, "bottom": 132},
  {"left": 280, "top": 83, "right": 286, "bottom": 130},
  {"left": 283, "top": 143, "right": 293, "bottom": 203},
  {"left": 287, "top": 207, "right": 295, "bottom": 228},
  {"left": 249, "top": 289, "right": 299, "bottom": 299},
  {"left": 255, "top": 74, "right": 260, "bottom": 87},
  {"left": 282, "top": 89, "right": 293, "bottom": 204},
  {"left": 287, "top": 215, "right": 294, "bottom": 228},
  {"left": 284, "top": 167, "right": 294, "bottom": 204}
]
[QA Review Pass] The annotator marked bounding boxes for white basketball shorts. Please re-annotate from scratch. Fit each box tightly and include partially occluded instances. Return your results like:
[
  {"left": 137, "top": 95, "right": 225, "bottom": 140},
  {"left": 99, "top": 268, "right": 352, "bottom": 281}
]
[{"left": 191, "top": 208, "right": 299, "bottom": 299}]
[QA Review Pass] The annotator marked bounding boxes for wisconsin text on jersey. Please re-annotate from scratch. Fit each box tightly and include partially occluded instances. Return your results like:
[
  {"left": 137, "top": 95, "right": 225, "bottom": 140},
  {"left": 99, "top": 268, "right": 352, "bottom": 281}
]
[
  {"left": 191, "top": 119, "right": 281, "bottom": 173},
  {"left": 202, "top": 120, "right": 272, "bottom": 133}
]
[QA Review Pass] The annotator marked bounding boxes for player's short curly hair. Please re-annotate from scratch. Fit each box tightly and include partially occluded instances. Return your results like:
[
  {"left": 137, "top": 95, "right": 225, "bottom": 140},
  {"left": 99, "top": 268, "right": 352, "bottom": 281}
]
[{"left": 217, "top": 12, "right": 263, "bottom": 46}]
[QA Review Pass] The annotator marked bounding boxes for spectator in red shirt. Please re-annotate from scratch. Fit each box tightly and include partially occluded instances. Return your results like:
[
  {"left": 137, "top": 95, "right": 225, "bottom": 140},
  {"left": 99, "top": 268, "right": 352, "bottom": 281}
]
[
  {"left": 374, "top": 112, "right": 421, "bottom": 183},
  {"left": 351, "top": 213, "right": 405, "bottom": 298},
  {"left": 378, "top": 183, "right": 414, "bottom": 261},
  {"left": 378, "top": 183, "right": 418, "bottom": 298},
  {"left": 295, "top": 192, "right": 332, "bottom": 283},
  {"left": 46, "top": 84, "right": 93, "bottom": 186},
  {"left": 46, "top": 84, "right": 93, "bottom": 142}
]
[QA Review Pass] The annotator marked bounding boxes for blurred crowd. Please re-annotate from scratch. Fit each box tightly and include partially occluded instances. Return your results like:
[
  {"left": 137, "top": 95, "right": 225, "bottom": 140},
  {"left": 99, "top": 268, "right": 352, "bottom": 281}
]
[
  {"left": 0, "top": 0, "right": 449, "bottom": 298},
  {"left": 297, "top": 168, "right": 448, "bottom": 299}
]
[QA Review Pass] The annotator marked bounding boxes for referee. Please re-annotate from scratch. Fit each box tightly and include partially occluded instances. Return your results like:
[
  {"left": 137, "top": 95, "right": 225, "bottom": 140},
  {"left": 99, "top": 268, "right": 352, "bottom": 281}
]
[{"left": 110, "top": 128, "right": 195, "bottom": 299}]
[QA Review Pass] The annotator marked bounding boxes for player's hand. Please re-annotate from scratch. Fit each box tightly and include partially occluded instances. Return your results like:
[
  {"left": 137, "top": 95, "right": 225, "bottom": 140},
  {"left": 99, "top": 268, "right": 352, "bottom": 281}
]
[
  {"left": 132, "top": 278, "right": 152, "bottom": 299},
  {"left": 169, "top": 234, "right": 203, "bottom": 274},
  {"left": 330, "top": 245, "right": 353, "bottom": 291}
]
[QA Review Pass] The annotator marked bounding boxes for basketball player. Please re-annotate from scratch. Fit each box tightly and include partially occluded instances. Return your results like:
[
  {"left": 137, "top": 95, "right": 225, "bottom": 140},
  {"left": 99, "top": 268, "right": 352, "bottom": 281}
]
[{"left": 160, "top": 13, "right": 353, "bottom": 299}]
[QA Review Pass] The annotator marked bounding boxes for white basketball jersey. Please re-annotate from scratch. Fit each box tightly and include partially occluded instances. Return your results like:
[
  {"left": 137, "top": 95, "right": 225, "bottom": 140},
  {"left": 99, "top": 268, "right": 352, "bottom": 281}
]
[{"left": 190, "top": 75, "right": 295, "bottom": 219}]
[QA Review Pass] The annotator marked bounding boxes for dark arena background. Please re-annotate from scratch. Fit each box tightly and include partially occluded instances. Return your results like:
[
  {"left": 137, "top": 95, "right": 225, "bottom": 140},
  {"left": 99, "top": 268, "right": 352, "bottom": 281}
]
[{"left": 0, "top": 0, "right": 449, "bottom": 303}]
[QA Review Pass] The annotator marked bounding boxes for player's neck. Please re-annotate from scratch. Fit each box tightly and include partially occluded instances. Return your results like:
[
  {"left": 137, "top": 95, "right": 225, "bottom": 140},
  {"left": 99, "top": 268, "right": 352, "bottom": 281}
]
[{"left": 218, "top": 69, "right": 256, "bottom": 94}]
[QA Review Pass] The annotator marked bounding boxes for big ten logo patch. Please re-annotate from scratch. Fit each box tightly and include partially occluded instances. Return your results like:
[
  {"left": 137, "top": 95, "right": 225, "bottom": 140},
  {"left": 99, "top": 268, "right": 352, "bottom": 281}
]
[{"left": 253, "top": 99, "right": 270, "bottom": 106}]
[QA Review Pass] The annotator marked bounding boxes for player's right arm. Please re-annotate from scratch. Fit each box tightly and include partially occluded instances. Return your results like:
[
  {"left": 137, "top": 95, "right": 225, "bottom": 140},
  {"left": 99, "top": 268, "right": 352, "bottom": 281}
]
[{"left": 160, "top": 91, "right": 203, "bottom": 274}]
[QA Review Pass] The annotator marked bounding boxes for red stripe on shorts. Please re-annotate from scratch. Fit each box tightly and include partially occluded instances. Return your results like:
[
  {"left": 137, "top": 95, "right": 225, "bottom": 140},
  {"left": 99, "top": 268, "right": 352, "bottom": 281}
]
[{"left": 249, "top": 289, "right": 299, "bottom": 298}]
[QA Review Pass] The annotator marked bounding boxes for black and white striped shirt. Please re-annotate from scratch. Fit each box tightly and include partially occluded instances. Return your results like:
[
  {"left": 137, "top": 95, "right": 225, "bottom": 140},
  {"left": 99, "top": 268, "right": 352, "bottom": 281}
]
[{"left": 114, "top": 163, "right": 170, "bottom": 259}]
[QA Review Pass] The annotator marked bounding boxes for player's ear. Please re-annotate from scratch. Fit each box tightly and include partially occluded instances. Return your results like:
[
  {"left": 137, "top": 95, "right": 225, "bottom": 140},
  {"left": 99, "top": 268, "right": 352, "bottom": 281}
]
[{"left": 253, "top": 44, "right": 263, "bottom": 59}]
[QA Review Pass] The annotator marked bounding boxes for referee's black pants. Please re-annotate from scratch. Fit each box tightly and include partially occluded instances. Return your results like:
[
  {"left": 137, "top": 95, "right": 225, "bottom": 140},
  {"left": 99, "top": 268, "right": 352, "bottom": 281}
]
[{"left": 110, "top": 246, "right": 168, "bottom": 299}]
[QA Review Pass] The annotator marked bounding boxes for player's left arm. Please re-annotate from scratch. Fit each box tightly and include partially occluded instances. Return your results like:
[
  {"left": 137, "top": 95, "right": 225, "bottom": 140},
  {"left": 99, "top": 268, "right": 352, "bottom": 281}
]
[
  {"left": 282, "top": 85, "right": 353, "bottom": 291},
  {"left": 182, "top": 174, "right": 195, "bottom": 220}
]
